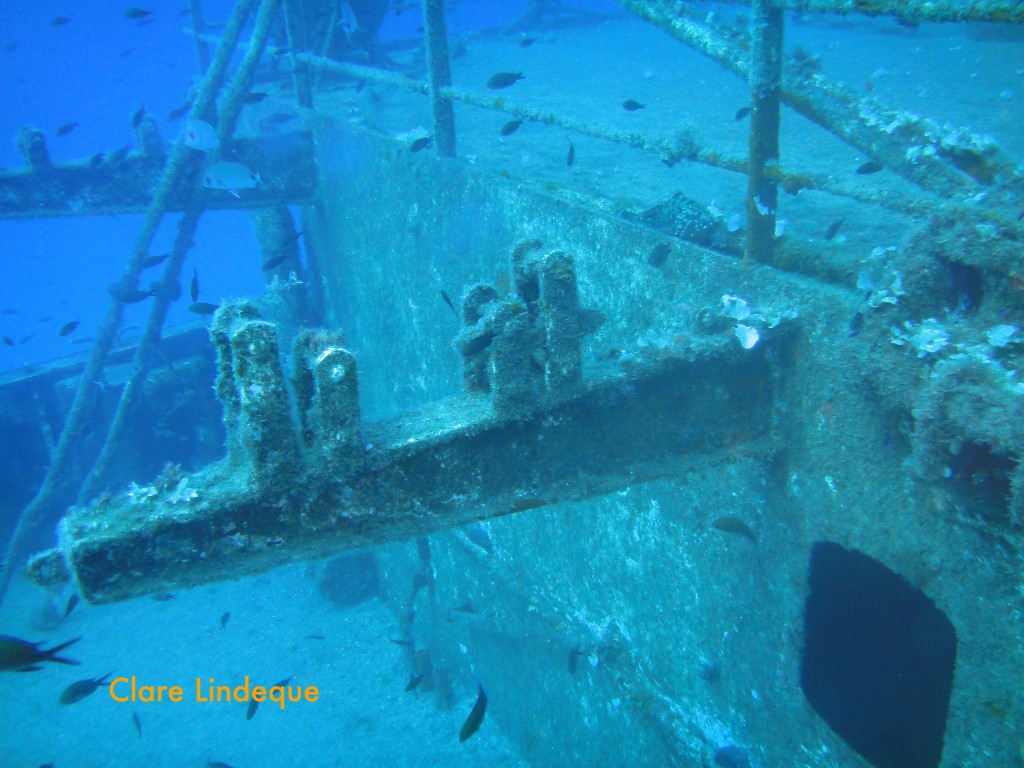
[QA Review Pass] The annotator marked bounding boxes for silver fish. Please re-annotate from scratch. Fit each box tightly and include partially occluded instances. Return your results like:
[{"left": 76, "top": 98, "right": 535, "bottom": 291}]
[
  {"left": 184, "top": 118, "right": 219, "bottom": 152},
  {"left": 203, "top": 161, "right": 262, "bottom": 197}
]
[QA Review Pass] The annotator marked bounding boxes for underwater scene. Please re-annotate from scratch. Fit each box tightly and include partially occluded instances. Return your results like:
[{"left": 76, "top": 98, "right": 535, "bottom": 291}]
[{"left": 1, "top": 1, "right": 1023, "bottom": 766}]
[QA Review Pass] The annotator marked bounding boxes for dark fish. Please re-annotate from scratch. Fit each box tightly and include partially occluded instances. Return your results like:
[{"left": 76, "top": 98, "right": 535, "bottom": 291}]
[
  {"left": 88, "top": 152, "right": 105, "bottom": 170},
  {"left": 55, "top": 122, "right": 78, "bottom": 137},
  {"left": 1, "top": 308, "right": 18, "bottom": 315},
  {"left": 458, "top": 684, "right": 487, "bottom": 742},
  {"left": 117, "top": 288, "right": 155, "bottom": 304},
  {"left": 622, "top": 99, "right": 645, "bottom": 111},
  {"left": 220, "top": 611, "right": 230, "bottom": 630},
  {"left": 62, "top": 594, "right": 80, "bottom": 621},
  {"left": 19, "top": 334, "right": 33, "bottom": 344},
  {"left": 519, "top": 36, "right": 536, "bottom": 48},
  {"left": 3, "top": 41, "right": 17, "bottom": 53},
  {"left": 141, "top": 251, "right": 170, "bottom": 268},
  {"left": 734, "top": 106, "right": 751, "bottom": 121},
  {"left": 440, "top": 290, "right": 457, "bottom": 315},
  {"left": 123, "top": 8, "right": 153, "bottom": 19},
  {"left": 60, "top": 673, "right": 111, "bottom": 704},
  {"left": 568, "top": 644, "right": 584, "bottom": 674},
  {"left": 131, "top": 105, "right": 146, "bottom": 129},
  {"left": 105, "top": 144, "right": 131, "bottom": 168},
  {"left": 486, "top": 72, "right": 524, "bottom": 90},
  {"left": 208, "top": 762, "right": 236, "bottom": 768},
  {"left": 648, "top": 243, "right": 671, "bottom": 268},
  {"left": 119, "top": 47, "right": 135, "bottom": 59},
  {"left": 273, "top": 46, "right": 290, "bottom": 56},
  {"left": 167, "top": 102, "right": 191, "bottom": 122},
  {"left": 188, "top": 302, "right": 218, "bottom": 316},
  {"left": 261, "top": 252, "right": 289, "bottom": 271},
  {"left": 260, "top": 112, "right": 298, "bottom": 127},
  {"left": 714, "top": 745, "right": 752, "bottom": 768},
  {"left": 304, "top": 634, "right": 326, "bottom": 640},
  {"left": 824, "top": 217, "right": 846, "bottom": 241},
  {"left": 58, "top": 321, "right": 80, "bottom": 337},
  {"left": 50, "top": 16, "right": 71, "bottom": 27},
  {"left": 0, "top": 635, "right": 79, "bottom": 671},
  {"left": 452, "top": 599, "right": 475, "bottom": 614},
  {"left": 243, "top": 91, "right": 269, "bottom": 104},
  {"left": 151, "top": 591, "right": 176, "bottom": 601},
  {"left": 499, "top": 119, "right": 523, "bottom": 137},
  {"left": 190, "top": 267, "right": 199, "bottom": 302},
  {"left": 2, "top": 336, "right": 13, "bottom": 347},
  {"left": 246, "top": 698, "right": 259, "bottom": 720},
  {"left": 566, "top": 139, "right": 575, "bottom": 168},
  {"left": 848, "top": 311, "right": 865, "bottom": 338},
  {"left": 132, "top": 711, "right": 142, "bottom": 738},
  {"left": 409, "top": 135, "right": 433, "bottom": 153},
  {"left": 856, "top": 161, "right": 883, "bottom": 175},
  {"left": 389, "top": 637, "right": 414, "bottom": 647},
  {"left": 711, "top": 515, "right": 757, "bottom": 543},
  {"left": 405, "top": 673, "right": 425, "bottom": 691}
]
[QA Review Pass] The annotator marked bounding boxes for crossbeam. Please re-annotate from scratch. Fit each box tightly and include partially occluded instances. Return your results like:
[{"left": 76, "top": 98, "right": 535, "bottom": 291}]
[{"left": 27, "top": 249, "right": 781, "bottom": 603}]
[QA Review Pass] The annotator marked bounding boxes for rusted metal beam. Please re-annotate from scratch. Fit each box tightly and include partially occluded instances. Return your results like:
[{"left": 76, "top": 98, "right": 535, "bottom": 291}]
[{"left": 0, "top": 132, "right": 318, "bottom": 219}]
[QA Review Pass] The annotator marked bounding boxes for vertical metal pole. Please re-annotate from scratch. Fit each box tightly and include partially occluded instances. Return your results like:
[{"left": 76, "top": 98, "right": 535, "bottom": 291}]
[
  {"left": 283, "top": 0, "right": 314, "bottom": 109},
  {"left": 744, "top": 0, "right": 783, "bottom": 265},
  {"left": 189, "top": 0, "right": 212, "bottom": 72},
  {"left": 423, "top": 0, "right": 456, "bottom": 157}
]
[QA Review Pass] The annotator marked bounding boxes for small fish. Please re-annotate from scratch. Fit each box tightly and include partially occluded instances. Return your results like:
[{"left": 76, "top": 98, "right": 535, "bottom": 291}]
[
  {"left": 60, "top": 673, "right": 111, "bottom": 704},
  {"left": 273, "top": 46, "right": 291, "bottom": 56},
  {"left": 848, "top": 311, "right": 865, "bottom": 338},
  {"left": 519, "top": 35, "right": 535, "bottom": 48},
  {"left": 131, "top": 105, "right": 146, "bottom": 130},
  {"left": 404, "top": 673, "right": 425, "bottom": 691},
  {"left": 440, "top": 290, "right": 457, "bottom": 315},
  {"left": 452, "top": 599, "right": 476, "bottom": 614},
  {"left": 117, "top": 288, "right": 156, "bottom": 304},
  {"left": 50, "top": 16, "right": 71, "bottom": 27},
  {"left": 824, "top": 217, "right": 846, "bottom": 241},
  {"left": 88, "top": 152, "right": 105, "bottom": 170},
  {"left": 856, "top": 161, "right": 883, "bottom": 175},
  {"left": 261, "top": 252, "right": 289, "bottom": 271},
  {"left": 3, "top": 41, "right": 17, "bottom": 53},
  {"left": 304, "top": 634, "right": 326, "bottom": 640},
  {"left": 19, "top": 334, "right": 33, "bottom": 344},
  {"left": 711, "top": 515, "right": 757, "bottom": 543},
  {"left": 190, "top": 267, "right": 199, "bottom": 302},
  {"left": 409, "top": 135, "right": 433, "bottom": 153},
  {"left": 62, "top": 594, "right": 80, "bottom": 622},
  {"left": 486, "top": 72, "right": 524, "bottom": 90},
  {"left": 58, "top": 321, "right": 80, "bottom": 337},
  {"left": 734, "top": 106, "right": 751, "bottom": 121},
  {"left": 188, "top": 302, "right": 218, "bottom": 316},
  {"left": 105, "top": 144, "right": 131, "bottom": 168},
  {"left": 141, "top": 251, "right": 170, "bottom": 268},
  {"left": 566, "top": 139, "right": 575, "bottom": 168},
  {"left": 208, "top": 762, "right": 236, "bottom": 768},
  {"left": 184, "top": 118, "right": 219, "bottom": 152},
  {"left": 220, "top": 611, "right": 230, "bottom": 630},
  {"left": 714, "top": 744, "right": 752, "bottom": 768},
  {"left": 242, "top": 91, "right": 269, "bottom": 104},
  {"left": 0, "top": 634, "right": 78, "bottom": 671},
  {"left": 568, "top": 644, "right": 584, "bottom": 675},
  {"left": 499, "top": 119, "right": 523, "bottom": 137},
  {"left": 260, "top": 112, "right": 298, "bottom": 128},
  {"left": 2, "top": 336, "right": 13, "bottom": 347},
  {"left": 55, "top": 122, "right": 78, "bottom": 137},
  {"left": 622, "top": 99, "right": 646, "bottom": 111},
  {"left": 203, "top": 161, "right": 261, "bottom": 195},
  {"left": 132, "top": 711, "right": 142, "bottom": 738},
  {"left": 458, "top": 684, "right": 488, "bottom": 742},
  {"left": 389, "top": 637, "right": 414, "bottom": 647},
  {"left": 123, "top": 8, "right": 154, "bottom": 20},
  {"left": 167, "top": 102, "right": 191, "bottom": 122},
  {"left": 648, "top": 243, "right": 671, "bottom": 268},
  {"left": 151, "top": 591, "right": 176, "bottom": 601}
]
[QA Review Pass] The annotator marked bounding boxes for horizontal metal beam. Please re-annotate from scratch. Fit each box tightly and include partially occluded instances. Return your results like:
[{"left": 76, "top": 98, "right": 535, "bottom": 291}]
[{"left": 0, "top": 132, "right": 318, "bottom": 219}]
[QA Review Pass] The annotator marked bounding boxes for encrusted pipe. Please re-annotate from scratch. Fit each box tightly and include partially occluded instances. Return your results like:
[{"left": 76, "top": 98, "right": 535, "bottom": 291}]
[
  {"left": 422, "top": 0, "right": 456, "bottom": 157},
  {"left": 230, "top": 319, "right": 298, "bottom": 480},
  {"left": 458, "top": 283, "right": 499, "bottom": 394},
  {"left": 296, "top": 333, "right": 362, "bottom": 475},
  {"left": 16, "top": 127, "right": 51, "bottom": 170},
  {"left": 538, "top": 251, "right": 582, "bottom": 395},
  {"left": 744, "top": 0, "right": 784, "bottom": 264},
  {"left": 491, "top": 299, "right": 541, "bottom": 416}
]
